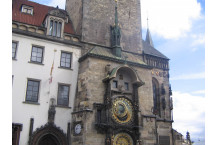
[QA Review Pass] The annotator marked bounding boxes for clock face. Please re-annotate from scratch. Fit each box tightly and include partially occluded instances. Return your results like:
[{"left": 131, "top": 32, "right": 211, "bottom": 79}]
[
  {"left": 74, "top": 124, "right": 82, "bottom": 134},
  {"left": 112, "top": 97, "right": 133, "bottom": 124},
  {"left": 113, "top": 133, "right": 133, "bottom": 145}
]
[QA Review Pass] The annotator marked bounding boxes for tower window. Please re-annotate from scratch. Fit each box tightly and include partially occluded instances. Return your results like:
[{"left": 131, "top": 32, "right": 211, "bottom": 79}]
[
  {"left": 119, "top": 74, "right": 123, "bottom": 80},
  {"left": 49, "top": 20, "right": 62, "bottom": 37},
  {"left": 124, "top": 82, "right": 129, "bottom": 90},
  {"left": 113, "top": 80, "right": 118, "bottom": 88},
  {"left": 152, "top": 78, "right": 160, "bottom": 116}
]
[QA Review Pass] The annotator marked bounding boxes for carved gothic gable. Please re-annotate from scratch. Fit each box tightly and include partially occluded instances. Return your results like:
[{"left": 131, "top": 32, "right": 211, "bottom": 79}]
[
  {"left": 30, "top": 123, "right": 68, "bottom": 145},
  {"left": 48, "top": 9, "right": 67, "bottom": 19}
]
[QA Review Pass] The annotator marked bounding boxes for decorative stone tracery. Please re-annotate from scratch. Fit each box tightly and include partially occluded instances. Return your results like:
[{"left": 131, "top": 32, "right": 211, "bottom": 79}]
[{"left": 30, "top": 123, "right": 68, "bottom": 145}]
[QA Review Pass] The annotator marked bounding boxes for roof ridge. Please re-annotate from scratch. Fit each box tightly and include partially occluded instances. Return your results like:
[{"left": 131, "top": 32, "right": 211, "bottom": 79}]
[
  {"left": 26, "top": 0, "right": 55, "bottom": 9},
  {"left": 142, "top": 39, "right": 169, "bottom": 59}
]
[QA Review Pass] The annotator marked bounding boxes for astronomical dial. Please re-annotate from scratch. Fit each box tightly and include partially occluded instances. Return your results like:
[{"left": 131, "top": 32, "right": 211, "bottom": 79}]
[
  {"left": 112, "top": 97, "right": 133, "bottom": 124},
  {"left": 113, "top": 133, "right": 133, "bottom": 145}
]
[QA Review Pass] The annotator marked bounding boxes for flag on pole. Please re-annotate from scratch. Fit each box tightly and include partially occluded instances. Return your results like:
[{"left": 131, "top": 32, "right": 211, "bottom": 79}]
[
  {"left": 49, "top": 61, "right": 54, "bottom": 84},
  {"left": 49, "top": 76, "right": 53, "bottom": 84},
  {"left": 50, "top": 61, "right": 54, "bottom": 76},
  {"left": 49, "top": 49, "right": 57, "bottom": 84}
]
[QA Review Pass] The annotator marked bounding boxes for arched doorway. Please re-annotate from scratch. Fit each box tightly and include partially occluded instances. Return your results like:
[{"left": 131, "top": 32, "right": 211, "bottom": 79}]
[
  {"left": 38, "top": 134, "right": 59, "bottom": 145},
  {"left": 30, "top": 123, "right": 68, "bottom": 145}
]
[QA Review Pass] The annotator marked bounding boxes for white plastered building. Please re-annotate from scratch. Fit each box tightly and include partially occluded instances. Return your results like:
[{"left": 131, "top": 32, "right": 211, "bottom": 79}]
[{"left": 12, "top": 0, "right": 81, "bottom": 145}]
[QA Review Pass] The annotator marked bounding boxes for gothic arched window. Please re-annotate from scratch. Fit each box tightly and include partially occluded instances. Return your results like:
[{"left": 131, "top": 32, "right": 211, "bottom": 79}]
[{"left": 152, "top": 78, "right": 160, "bottom": 116}]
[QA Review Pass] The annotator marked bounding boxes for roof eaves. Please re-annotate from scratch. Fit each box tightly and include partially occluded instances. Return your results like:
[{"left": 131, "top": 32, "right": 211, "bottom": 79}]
[
  {"left": 13, "top": 28, "right": 82, "bottom": 47},
  {"left": 79, "top": 49, "right": 151, "bottom": 69}
]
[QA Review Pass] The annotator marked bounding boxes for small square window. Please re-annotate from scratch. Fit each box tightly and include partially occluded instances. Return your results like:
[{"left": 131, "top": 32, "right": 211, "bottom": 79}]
[
  {"left": 60, "top": 52, "right": 72, "bottom": 68},
  {"left": 21, "top": 5, "right": 33, "bottom": 15},
  {"left": 113, "top": 80, "right": 118, "bottom": 88},
  {"left": 57, "top": 84, "right": 70, "bottom": 106},
  {"left": 26, "top": 80, "right": 40, "bottom": 102},
  {"left": 12, "top": 42, "right": 18, "bottom": 59},
  {"left": 124, "top": 82, "right": 129, "bottom": 90},
  {"left": 31, "top": 46, "right": 43, "bottom": 63}
]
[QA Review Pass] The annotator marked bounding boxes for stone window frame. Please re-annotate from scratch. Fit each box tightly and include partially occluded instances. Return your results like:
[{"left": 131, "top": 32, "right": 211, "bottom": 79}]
[
  {"left": 113, "top": 80, "right": 118, "bottom": 88},
  {"left": 21, "top": 5, "right": 33, "bottom": 15},
  {"left": 124, "top": 82, "right": 129, "bottom": 91},
  {"left": 25, "top": 78, "right": 41, "bottom": 104},
  {"left": 30, "top": 45, "right": 44, "bottom": 64},
  {"left": 47, "top": 16, "right": 64, "bottom": 38},
  {"left": 152, "top": 77, "right": 161, "bottom": 116},
  {"left": 57, "top": 83, "right": 70, "bottom": 107},
  {"left": 60, "top": 51, "right": 72, "bottom": 69},
  {"left": 12, "top": 41, "right": 18, "bottom": 60}
]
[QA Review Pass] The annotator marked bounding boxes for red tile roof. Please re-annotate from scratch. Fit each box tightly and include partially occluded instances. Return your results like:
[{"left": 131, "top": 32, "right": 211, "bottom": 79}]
[{"left": 12, "top": 0, "right": 75, "bottom": 35}]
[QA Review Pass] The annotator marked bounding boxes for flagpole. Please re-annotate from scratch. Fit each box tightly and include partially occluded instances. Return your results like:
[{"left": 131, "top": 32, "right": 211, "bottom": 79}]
[{"left": 48, "top": 49, "right": 57, "bottom": 96}]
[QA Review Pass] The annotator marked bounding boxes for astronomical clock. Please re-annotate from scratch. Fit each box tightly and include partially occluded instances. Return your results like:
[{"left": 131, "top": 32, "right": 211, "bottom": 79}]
[
  {"left": 111, "top": 97, "right": 134, "bottom": 125},
  {"left": 95, "top": 65, "right": 144, "bottom": 145}
]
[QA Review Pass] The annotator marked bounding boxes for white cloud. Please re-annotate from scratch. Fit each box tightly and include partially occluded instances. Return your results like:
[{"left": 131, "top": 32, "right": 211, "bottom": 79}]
[
  {"left": 141, "top": 0, "right": 202, "bottom": 39},
  {"left": 170, "top": 72, "right": 205, "bottom": 80},
  {"left": 172, "top": 91, "right": 205, "bottom": 141},
  {"left": 48, "top": 0, "right": 66, "bottom": 9},
  {"left": 190, "top": 34, "right": 205, "bottom": 50},
  {"left": 191, "top": 90, "right": 205, "bottom": 95}
]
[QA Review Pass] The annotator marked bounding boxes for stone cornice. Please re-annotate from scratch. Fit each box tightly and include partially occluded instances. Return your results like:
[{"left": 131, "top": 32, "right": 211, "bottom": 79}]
[
  {"left": 79, "top": 52, "right": 153, "bottom": 69},
  {"left": 13, "top": 28, "right": 83, "bottom": 47}
]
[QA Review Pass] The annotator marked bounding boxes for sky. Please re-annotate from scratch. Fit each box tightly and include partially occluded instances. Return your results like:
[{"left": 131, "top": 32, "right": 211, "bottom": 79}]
[
  {"left": 13, "top": 0, "right": 205, "bottom": 144},
  {"left": 140, "top": 0, "right": 205, "bottom": 144}
]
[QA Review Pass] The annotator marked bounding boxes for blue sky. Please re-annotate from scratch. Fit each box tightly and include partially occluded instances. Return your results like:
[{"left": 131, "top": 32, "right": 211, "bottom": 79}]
[
  {"left": 140, "top": 0, "right": 205, "bottom": 144},
  {"left": 29, "top": 0, "right": 205, "bottom": 144}
]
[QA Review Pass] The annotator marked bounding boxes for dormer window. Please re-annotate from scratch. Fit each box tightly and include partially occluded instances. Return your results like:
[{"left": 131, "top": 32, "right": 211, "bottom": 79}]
[
  {"left": 21, "top": 5, "right": 33, "bottom": 15},
  {"left": 48, "top": 19, "right": 63, "bottom": 37}
]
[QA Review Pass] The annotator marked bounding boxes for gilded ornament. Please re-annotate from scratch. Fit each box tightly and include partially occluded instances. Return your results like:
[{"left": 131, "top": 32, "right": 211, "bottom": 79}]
[{"left": 112, "top": 97, "right": 133, "bottom": 124}]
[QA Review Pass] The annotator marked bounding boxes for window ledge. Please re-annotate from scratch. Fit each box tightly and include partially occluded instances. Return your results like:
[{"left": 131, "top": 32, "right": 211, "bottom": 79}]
[
  {"left": 111, "top": 89, "right": 132, "bottom": 94},
  {"left": 56, "top": 105, "right": 71, "bottom": 109},
  {"left": 21, "top": 12, "right": 33, "bottom": 16},
  {"left": 28, "top": 61, "right": 44, "bottom": 65},
  {"left": 58, "top": 66, "right": 73, "bottom": 71},
  {"left": 12, "top": 58, "right": 17, "bottom": 61},
  {"left": 23, "top": 101, "right": 40, "bottom": 105}
]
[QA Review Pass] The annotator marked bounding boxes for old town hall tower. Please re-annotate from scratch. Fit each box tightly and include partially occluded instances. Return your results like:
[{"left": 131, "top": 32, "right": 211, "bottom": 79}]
[
  {"left": 66, "top": 0, "right": 173, "bottom": 145},
  {"left": 12, "top": 0, "right": 191, "bottom": 144}
]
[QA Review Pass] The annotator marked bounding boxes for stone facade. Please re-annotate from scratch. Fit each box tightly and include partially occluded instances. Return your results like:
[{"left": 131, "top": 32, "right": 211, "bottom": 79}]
[
  {"left": 71, "top": 55, "right": 173, "bottom": 144},
  {"left": 66, "top": 0, "right": 143, "bottom": 53},
  {"left": 12, "top": 0, "right": 186, "bottom": 145},
  {"left": 67, "top": 0, "right": 175, "bottom": 144}
]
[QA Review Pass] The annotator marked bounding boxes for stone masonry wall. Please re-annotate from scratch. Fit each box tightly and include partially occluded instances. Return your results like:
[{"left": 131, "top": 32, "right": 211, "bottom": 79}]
[
  {"left": 72, "top": 57, "right": 172, "bottom": 144},
  {"left": 65, "top": 0, "right": 83, "bottom": 35},
  {"left": 66, "top": 0, "right": 143, "bottom": 53}
]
